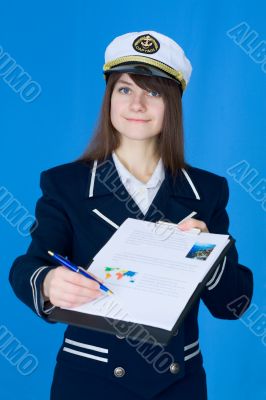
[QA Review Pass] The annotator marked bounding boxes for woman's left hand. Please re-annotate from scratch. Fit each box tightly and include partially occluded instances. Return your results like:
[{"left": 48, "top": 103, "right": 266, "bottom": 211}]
[{"left": 177, "top": 218, "right": 209, "bottom": 233}]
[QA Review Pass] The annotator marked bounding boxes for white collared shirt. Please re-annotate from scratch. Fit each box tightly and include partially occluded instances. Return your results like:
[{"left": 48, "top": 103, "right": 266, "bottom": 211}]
[{"left": 112, "top": 151, "right": 165, "bottom": 215}]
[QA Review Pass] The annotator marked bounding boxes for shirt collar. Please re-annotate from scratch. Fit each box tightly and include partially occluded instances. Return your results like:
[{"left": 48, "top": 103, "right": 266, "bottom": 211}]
[{"left": 112, "top": 151, "right": 165, "bottom": 189}]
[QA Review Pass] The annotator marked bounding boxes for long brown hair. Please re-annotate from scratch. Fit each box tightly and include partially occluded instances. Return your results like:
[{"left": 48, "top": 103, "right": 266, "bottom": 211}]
[{"left": 79, "top": 72, "right": 187, "bottom": 177}]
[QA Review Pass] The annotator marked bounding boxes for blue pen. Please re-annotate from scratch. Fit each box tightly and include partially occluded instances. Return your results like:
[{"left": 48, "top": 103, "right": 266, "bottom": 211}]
[{"left": 48, "top": 250, "right": 113, "bottom": 295}]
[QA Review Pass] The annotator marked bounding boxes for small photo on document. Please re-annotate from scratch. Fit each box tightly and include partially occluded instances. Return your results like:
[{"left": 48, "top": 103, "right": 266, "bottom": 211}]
[{"left": 186, "top": 243, "right": 216, "bottom": 261}]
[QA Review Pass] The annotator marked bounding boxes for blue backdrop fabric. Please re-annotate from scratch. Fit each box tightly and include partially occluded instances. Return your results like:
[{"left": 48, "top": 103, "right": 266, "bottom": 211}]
[{"left": 0, "top": 1, "right": 265, "bottom": 399}]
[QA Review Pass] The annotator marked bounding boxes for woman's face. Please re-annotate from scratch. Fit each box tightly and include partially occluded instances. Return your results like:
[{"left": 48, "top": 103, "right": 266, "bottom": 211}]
[{"left": 110, "top": 73, "right": 165, "bottom": 142}]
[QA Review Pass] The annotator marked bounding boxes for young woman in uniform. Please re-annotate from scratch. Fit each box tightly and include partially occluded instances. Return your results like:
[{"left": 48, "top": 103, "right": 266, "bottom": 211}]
[{"left": 9, "top": 31, "right": 253, "bottom": 399}]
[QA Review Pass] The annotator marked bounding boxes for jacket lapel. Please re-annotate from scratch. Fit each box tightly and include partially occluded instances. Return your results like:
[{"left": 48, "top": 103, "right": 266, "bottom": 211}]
[
  {"left": 144, "top": 167, "right": 201, "bottom": 224},
  {"left": 85, "top": 155, "right": 201, "bottom": 229}
]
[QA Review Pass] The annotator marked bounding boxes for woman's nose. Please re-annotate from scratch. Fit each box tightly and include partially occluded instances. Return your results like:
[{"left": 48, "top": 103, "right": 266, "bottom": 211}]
[{"left": 129, "top": 93, "right": 146, "bottom": 111}]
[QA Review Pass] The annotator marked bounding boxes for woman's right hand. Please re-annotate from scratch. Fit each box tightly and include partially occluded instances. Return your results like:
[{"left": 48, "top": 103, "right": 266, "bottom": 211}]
[{"left": 42, "top": 266, "right": 102, "bottom": 308}]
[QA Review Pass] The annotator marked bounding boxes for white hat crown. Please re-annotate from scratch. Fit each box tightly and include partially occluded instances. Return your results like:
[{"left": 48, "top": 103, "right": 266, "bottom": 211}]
[{"left": 104, "top": 31, "right": 192, "bottom": 91}]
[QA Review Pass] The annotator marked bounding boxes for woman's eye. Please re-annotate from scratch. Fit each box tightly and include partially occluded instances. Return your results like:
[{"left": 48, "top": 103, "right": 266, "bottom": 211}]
[
  {"left": 118, "top": 87, "right": 130, "bottom": 94},
  {"left": 147, "top": 90, "right": 160, "bottom": 97},
  {"left": 117, "top": 87, "right": 160, "bottom": 97}
]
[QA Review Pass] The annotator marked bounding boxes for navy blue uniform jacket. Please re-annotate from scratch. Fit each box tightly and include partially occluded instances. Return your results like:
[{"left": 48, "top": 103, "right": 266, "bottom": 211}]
[{"left": 9, "top": 155, "right": 253, "bottom": 399}]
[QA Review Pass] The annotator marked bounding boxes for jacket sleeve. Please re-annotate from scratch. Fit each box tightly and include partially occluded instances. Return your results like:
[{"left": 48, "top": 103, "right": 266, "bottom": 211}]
[
  {"left": 201, "top": 177, "right": 253, "bottom": 319},
  {"left": 9, "top": 170, "right": 73, "bottom": 320}
]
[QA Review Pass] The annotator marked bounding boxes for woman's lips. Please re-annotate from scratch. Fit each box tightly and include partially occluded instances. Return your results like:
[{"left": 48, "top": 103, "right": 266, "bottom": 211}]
[{"left": 125, "top": 118, "right": 149, "bottom": 123}]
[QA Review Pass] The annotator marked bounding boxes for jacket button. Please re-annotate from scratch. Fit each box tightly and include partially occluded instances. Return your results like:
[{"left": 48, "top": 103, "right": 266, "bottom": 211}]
[
  {"left": 114, "top": 367, "right": 125, "bottom": 378},
  {"left": 169, "top": 362, "right": 180, "bottom": 374}
]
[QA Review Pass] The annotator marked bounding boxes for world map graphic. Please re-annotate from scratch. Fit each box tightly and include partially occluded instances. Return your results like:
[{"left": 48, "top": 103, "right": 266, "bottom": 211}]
[{"left": 104, "top": 267, "right": 137, "bottom": 283}]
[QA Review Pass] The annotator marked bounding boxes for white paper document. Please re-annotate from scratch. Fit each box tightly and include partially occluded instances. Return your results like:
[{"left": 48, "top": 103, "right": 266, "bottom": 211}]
[{"left": 65, "top": 218, "right": 230, "bottom": 331}]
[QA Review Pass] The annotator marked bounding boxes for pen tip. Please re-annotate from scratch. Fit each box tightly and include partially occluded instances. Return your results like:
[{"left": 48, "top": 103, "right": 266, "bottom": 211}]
[
  {"left": 108, "top": 290, "right": 114, "bottom": 295},
  {"left": 48, "top": 250, "right": 54, "bottom": 256}
]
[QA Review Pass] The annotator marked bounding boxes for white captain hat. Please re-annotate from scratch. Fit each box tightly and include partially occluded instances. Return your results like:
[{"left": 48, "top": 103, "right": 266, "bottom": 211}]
[{"left": 103, "top": 31, "right": 192, "bottom": 93}]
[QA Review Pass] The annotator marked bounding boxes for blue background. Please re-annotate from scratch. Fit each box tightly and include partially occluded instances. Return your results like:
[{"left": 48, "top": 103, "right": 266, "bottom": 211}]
[{"left": 1, "top": 1, "right": 265, "bottom": 398}]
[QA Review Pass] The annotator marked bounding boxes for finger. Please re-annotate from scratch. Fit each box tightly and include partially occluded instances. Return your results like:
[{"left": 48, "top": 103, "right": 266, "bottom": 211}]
[
  {"left": 60, "top": 292, "right": 101, "bottom": 304},
  {"left": 50, "top": 280, "right": 102, "bottom": 299},
  {"left": 54, "top": 294, "right": 101, "bottom": 308},
  {"left": 58, "top": 267, "right": 100, "bottom": 290},
  {"left": 58, "top": 281, "right": 102, "bottom": 298},
  {"left": 191, "top": 219, "right": 208, "bottom": 232},
  {"left": 50, "top": 289, "right": 102, "bottom": 307},
  {"left": 178, "top": 218, "right": 209, "bottom": 232},
  {"left": 80, "top": 268, "right": 104, "bottom": 284},
  {"left": 177, "top": 218, "right": 196, "bottom": 229},
  {"left": 61, "top": 296, "right": 102, "bottom": 308}
]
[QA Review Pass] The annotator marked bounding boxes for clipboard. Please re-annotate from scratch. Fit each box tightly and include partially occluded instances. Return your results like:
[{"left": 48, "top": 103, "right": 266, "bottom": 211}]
[{"left": 48, "top": 237, "right": 234, "bottom": 345}]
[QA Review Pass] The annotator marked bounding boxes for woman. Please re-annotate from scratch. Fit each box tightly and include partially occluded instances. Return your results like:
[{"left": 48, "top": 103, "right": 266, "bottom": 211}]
[{"left": 9, "top": 31, "right": 253, "bottom": 399}]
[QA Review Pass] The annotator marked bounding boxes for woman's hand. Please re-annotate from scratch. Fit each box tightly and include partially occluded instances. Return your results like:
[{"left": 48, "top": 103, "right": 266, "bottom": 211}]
[
  {"left": 178, "top": 218, "right": 209, "bottom": 233},
  {"left": 42, "top": 266, "right": 102, "bottom": 308}
]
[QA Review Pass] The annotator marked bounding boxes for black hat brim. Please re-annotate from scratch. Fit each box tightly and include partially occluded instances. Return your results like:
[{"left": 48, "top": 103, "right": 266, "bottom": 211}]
[{"left": 104, "top": 63, "right": 182, "bottom": 92}]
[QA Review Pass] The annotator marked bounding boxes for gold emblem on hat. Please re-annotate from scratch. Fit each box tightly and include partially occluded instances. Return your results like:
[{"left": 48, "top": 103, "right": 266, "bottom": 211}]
[{"left": 133, "top": 34, "right": 160, "bottom": 54}]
